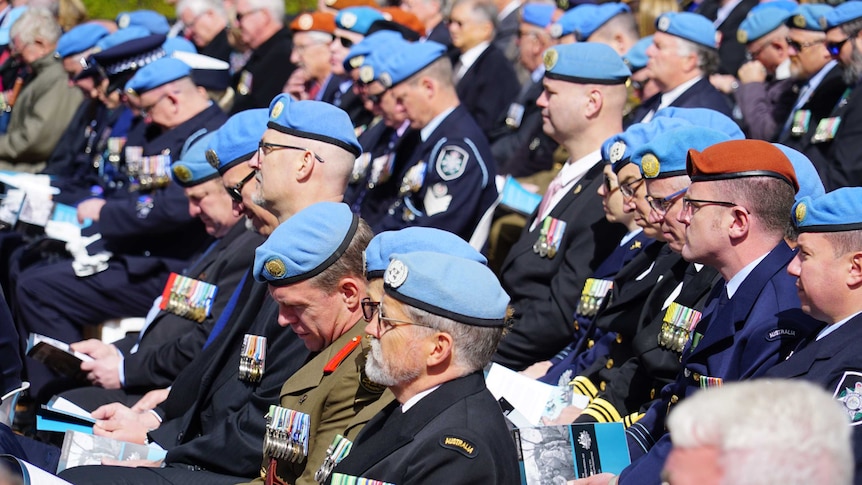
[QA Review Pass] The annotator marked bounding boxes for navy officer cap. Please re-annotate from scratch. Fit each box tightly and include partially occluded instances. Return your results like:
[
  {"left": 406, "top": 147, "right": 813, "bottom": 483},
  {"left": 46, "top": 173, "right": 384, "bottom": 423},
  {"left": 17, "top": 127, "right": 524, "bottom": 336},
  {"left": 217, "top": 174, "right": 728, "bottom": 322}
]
[
  {"left": 823, "top": 2, "right": 862, "bottom": 30},
  {"left": 383, "top": 252, "right": 509, "bottom": 327},
  {"left": 543, "top": 42, "right": 631, "bottom": 85},
  {"left": 787, "top": 4, "right": 832, "bottom": 31},
  {"left": 364, "top": 228, "right": 487, "bottom": 279},
  {"left": 172, "top": 130, "right": 219, "bottom": 187},
  {"left": 56, "top": 23, "right": 110, "bottom": 58},
  {"left": 376, "top": 40, "right": 446, "bottom": 88},
  {"left": 772, "top": 144, "right": 825, "bottom": 202},
  {"left": 207, "top": 108, "right": 269, "bottom": 175},
  {"left": 125, "top": 57, "right": 191, "bottom": 96},
  {"left": 655, "top": 12, "right": 718, "bottom": 49},
  {"left": 254, "top": 202, "right": 360, "bottom": 286},
  {"left": 793, "top": 188, "right": 862, "bottom": 233},
  {"left": 575, "top": 3, "right": 630, "bottom": 41},
  {"left": 77, "top": 33, "right": 166, "bottom": 93},
  {"left": 604, "top": 118, "right": 692, "bottom": 172},
  {"left": 266, "top": 94, "right": 362, "bottom": 158},
  {"left": 632, "top": 126, "right": 731, "bottom": 179}
]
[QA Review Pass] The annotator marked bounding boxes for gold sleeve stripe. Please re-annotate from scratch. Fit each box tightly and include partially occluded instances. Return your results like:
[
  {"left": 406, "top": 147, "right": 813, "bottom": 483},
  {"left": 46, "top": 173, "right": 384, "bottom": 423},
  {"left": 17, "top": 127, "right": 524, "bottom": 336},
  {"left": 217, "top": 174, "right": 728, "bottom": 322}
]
[{"left": 570, "top": 375, "right": 599, "bottom": 398}]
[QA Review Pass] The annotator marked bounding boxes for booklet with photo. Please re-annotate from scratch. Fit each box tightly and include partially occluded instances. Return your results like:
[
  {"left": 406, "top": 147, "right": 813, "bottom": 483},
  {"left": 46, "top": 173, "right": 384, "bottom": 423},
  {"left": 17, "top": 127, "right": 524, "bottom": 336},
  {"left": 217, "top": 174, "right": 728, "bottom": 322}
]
[
  {"left": 512, "top": 422, "right": 631, "bottom": 485},
  {"left": 0, "top": 454, "right": 73, "bottom": 485},
  {"left": 57, "top": 430, "right": 167, "bottom": 474},
  {"left": 485, "top": 363, "right": 590, "bottom": 427},
  {"left": 26, "top": 334, "right": 92, "bottom": 382},
  {"left": 498, "top": 176, "right": 542, "bottom": 216}
]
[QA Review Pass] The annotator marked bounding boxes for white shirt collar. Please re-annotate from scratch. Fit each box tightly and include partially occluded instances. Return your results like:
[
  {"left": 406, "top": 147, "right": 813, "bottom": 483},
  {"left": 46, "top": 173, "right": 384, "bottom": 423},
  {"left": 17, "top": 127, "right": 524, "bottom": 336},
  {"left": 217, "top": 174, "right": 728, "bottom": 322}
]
[
  {"left": 498, "top": 0, "right": 522, "bottom": 21},
  {"left": 657, "top": 76, "right": 702, "bottom": 111},
  {"left": 725, "top": 252, "right": 768, "bottom": 299},
  {"left": 458, "top": 41, "right": 490, "bottom": 73},
  {"left": 401, "top": 384, "right": 441, "bottom": 412},
  {"left": 619, "top": 227, "right": 643, "bottom": 246},
  {"left": 420, "top": 106, "right": 456, "bottom": 141},
  {"left": 816, "top": 311, "right": 862, "bottom": 341}
]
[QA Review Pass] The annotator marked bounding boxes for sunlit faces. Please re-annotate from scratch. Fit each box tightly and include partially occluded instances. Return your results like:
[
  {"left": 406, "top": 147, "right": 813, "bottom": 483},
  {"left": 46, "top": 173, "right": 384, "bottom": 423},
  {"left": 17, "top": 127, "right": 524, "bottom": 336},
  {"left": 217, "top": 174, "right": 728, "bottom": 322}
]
[
  {"left": 235, "top": 0, "right": 267, "bottom": 48},
  {"left": 678, "top": 181, "right": 734, "bottom": 266},
  {"left": 330, "top": 29, "right": 364, "bottom": 76},
  {"left": 616, "top": 163, "right": 662, "bottom": 239},
  {"left": 364, "top": 81, "right": 408, "bottom": 127},
  {"left": 597, "top": 164, "right": 627, "bottom": 224},
  {"left": 787, "top": 232, "right": 857, "bottom": 323},
  {"left": 645, "top": 177, "right": 689, "bottom": 252},
  {"left": 645, "top": 31, "right": 688, "bottom": 91},
  {"left": 184, "top": 178, "right": 238, "bottom": 238},
  {"left": 269, "top": 279, "right": 347, "bottom": 352},
  {"left": 137, "top": 88, "right": 176, "bottom": 126},
  {"left": 536, "top": 78, "right": 590, "bottom": 143},
  {"left": 786, "top": 29, "right": 829, "bottom": 80},
  {"left": 291, "top": 31, "right": 333, "bottom": 80},
  {"left": 448, "top": 2, "right": 491, "bottom": 51},
  {"left": 247, "top": 129, "right": 301, "bottom": 214},
  {"left": 222, "top": 161, "right": 278, "bottom": 236},
  {"left": 389, "top": 80, "right": 433, "bottom": 129},
  {"left": 825, "top": 26, "right": 861, "bottom": 67},
  {"left": 364, "top": 294, "right": 427, "bottom": 387}
]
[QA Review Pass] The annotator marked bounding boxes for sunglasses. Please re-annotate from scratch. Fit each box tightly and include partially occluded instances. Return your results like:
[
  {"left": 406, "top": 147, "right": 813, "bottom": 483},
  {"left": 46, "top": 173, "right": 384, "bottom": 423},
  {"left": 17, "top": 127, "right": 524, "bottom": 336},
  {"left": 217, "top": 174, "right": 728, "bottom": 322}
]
[
  {"left": 335, "top": 36, "right": 354, "bottom": 48},
  {"left": 786, "top": 37, "right": 825, "bottom": 52},
  {"left": 226, "top": 170, "right": 256, "bottom": 203},
  {"left": 826, "top": 34, "right": 857, "bottom": 57}
]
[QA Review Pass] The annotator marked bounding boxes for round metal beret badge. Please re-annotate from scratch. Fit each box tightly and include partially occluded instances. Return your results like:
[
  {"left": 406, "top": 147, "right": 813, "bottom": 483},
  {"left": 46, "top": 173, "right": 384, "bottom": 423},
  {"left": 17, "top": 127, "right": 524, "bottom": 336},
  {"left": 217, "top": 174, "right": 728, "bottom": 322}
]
[
  {"left": 793, "top": 14, "right": 806, "bottom": 28},
  {"left": 609, "top": 141, "right": 626, "bottom": 163},
  {"left": 641, "top": 154, "right": 661, "bottom": 178},
  {"left": 543, "top": 48, "right": 559, "bottom": 71},
  {"left": 341, "top": 12, "right": 357, "bottom": 29},
  {"left": 384, "top": 260, "right": 408, "bottom": 288},
  {"left": 265, "top": 257, "right": 287, "bottom": 279},
  {"left": 359, "top": 65, "right": 375, "bottom": 83},
  {"left": 297, "top": 13, "right": 314, "bottom": 30},
  {"left": 271, "top": 100, "right": 285, "bottom": 120},
  {"left": 737, "top": 29, "right": 747, "bottom": 44},
  {"left": 795, "top": 202, "right": 807, "bottom": 225},
  {"left": 657, "top": 16, "right": 671, "bottom": 32},
  {"left": 205, "top": 149, "right": 220, "bottom": 169},
  {"left": 172, "top": 164, "right": 193, "bottom": 183}
]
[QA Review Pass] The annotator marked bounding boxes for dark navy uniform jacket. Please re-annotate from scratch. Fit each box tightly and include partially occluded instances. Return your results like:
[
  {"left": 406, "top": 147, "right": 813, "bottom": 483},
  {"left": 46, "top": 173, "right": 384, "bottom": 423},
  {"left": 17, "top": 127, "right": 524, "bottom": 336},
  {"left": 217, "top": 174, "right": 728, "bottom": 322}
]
[
  {"left": 620, "top": 242, "right": 822, "bottom": 485},
  {"left": 489, "top": 79, "right": 558, "bottom": 178},
  {"left": 628, "top": 77, "right": 733, "bottom": 125},
  {"left": 230, "top": 27, "right": 294, "bottom": 114},
  {"left": 374, "top": 106, "right": 498, "bottom": 242},
  {"left": 329, "top": 372, "right": 521, "bottom": 485},
  {"left": 766, "top": 314, "right": 862, "bottom": 485},
  {"left": 817, "top": 80, "right": 862, "bottom": 190},
  {"left": 455, "top": 44, "right": 520, "bottom": 137}
]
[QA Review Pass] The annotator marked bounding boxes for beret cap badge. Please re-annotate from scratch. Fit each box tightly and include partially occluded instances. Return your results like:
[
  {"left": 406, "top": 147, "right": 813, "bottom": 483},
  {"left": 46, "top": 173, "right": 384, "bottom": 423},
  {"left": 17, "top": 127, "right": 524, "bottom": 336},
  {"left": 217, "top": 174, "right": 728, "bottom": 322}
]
[
  {"left": 359, "top": 65, "right": 374, "bottom": 83},
  {"left": 205, "top": 149, "right": 220, "bottom": 169},
  {"left": 265, "top": 258, "right": 287, "bottom": 279},
  {"left": 384, "top": 260, "right": 408, "bottom": 288},
  {"left": 795, "top": 202, "right": 807, "bottom": 224},
  {"left": 270, "top": 100, "right": 285, "bottom": 119},
  {"left": 543, "top": 48, "right": 559, "bottom": 71},
  {"left": 737, "top": 29, "right": 747, "bottom": 44},
  {"left": 641, "top": 153, "right": 661, "bottom": 178},
  {"left": 793, "top": 14, "right": 806, "bottom": 28},
  {"left": 609, "top": 141, "right": 626, "bottom": 163},
  {"left": 172, "top": 165, "right": 192, "bottom": 183},
  {"left": 298, "top": 13, "right": 314, "bottom": 30}
]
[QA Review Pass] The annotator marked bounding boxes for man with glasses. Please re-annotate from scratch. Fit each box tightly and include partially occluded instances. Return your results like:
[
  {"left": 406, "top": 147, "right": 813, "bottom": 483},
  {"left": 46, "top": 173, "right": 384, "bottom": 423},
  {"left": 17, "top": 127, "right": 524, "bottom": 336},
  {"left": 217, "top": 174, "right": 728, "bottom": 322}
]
[
  {"left": 776, "top": 4, "right": 847, "bottom": 174},
  {"left": 574, "top": 139, "right": 821, "bottom": 485},
  {"left": 323, "top": 7, "right": 378, "bottom": 130},
  {"left": 330, "top": 251, "right": 519, "bottom": 484},
  {"left": 814, "top": 3, "right": 862, "bottom": 190},
  {"left": 285, "top": 12, "right": 335, "bottom": 101},
  {"left": 177, "top": 0, "right": 232, "bottom": 62},
  {"left": 230, "top": 0, "right": 294, "bottom": 114}
]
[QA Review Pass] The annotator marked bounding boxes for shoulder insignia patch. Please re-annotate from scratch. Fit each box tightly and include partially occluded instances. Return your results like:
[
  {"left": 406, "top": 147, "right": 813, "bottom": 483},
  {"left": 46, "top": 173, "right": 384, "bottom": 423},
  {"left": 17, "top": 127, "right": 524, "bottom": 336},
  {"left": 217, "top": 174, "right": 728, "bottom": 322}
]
[
  {"left": 440, "top": 435, "right": 477, "bottom": 458},
  {"left": 360, "top": 367, "right": 387, "bottom": 394},
  {"left": 765, "top": 328, "right": 797, "bottom": 341},
  {"left": 436, "top": 146, "right": 469, "bottom": 181},
  {"left": 834, "top": 371, "right": 862, "bottom": 426}
]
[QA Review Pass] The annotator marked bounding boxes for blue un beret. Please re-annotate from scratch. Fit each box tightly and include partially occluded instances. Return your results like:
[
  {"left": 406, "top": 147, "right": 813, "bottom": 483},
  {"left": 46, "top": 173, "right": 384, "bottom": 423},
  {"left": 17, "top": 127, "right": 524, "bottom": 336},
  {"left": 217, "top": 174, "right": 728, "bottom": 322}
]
[
  {"left": 56, "top": 23, "right": 110, "bottom": 58},
  {"left": 549, "top": 4, "right": 592, "bottom": 39},
  {"left": 163, "top": 37, "right": 197, "bottom": 56},
  {"left": 116, "top": 10, "right": 171, "bottom": 35},
  {"left": 543, "top": 42, "right": 631, "bottom": 85},
  {"left": 656, "top": 12, "right": 718, "bottom": 49},
  {"left": 771, "top": 144, "right": 825, "bottom": 202},
  {"left": 823, "top": 2, "right": 862, "bottom": 30},
  {"left": 793, "top": 187, "right": 862, "bottom": 233},
  {"left": 575, "top": 3, "right": 630, "bottom": 41},
  {"left": 336, "top": 7, "right": 385, "bottom": 35},
  {"left": 632, "top": 126, "right": 731, "bottom": 179},
  {"left": 125, "top": 57, "right": 191, "bottom": 95},
  {"left": 654, "top": 107, "right": 745, "bottom": 140},
  {"left": 376, "top": 40, "right": 446, "bottom": 88},
  {"left": 787, "top": 4, "right": 832, "bottom": 31},
  {"left": 521, "top": 3, "right": 558, "bottom": 29},
  {"left": 347, "top": 30, "right": 409, "bottom": 74},
  {"left": 207, "top": 108, "right": 270, "bottom": 175},
  {"left": 267, "top": 94, "right": 362, "bottom": 158},
  {"left": 604, "top": 118, "right": 693, "bottom": 172},
  {"left": 172, "top": 130, "right": 219, "bottom": 187},
  {"left": 384, "top": 252, "right": 509, "bottom": 327},
  {"left": 0, "top": 6, "right": 26, "bottom": 46},
  {"left": 254, "top": 202, "right": 360, "bottom": 286},
  {"left": 364, "top": 228, "right": 487, "bottom": 279},
  {"left": 738, "top": 5, "right": 795, "bottom": 44},
  {"left": 623, "top": 35, "right": 652, "bottom": 72}
]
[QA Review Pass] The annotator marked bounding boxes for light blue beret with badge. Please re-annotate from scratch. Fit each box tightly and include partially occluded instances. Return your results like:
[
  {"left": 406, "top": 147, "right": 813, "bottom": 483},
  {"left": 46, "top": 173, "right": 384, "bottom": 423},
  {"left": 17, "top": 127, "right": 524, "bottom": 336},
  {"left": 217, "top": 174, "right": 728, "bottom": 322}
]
[
  {"left": 266, "top": 93, "right": 362, "bottom": 157},
  {"left": 383, "top": 251, "right": 509, "bottom": 327},
  {"left": 654, "top": 107, "right": 745, "bottom": 140},
  {"left": 521, "top": 3, "right": 558, "bottom": 28},
  {"left": 207, "top": 109, "right": 269, "bottom": 175},
  {"left": 125, "top": 57, "right": 191, "bottom": 96},
  {"left": 623, "top": 35, "right": 652, "bottom": 72},
  {"left": 792, "top": 187, "right": 862, "bottom": 233},
  {"left": 823, "top": 1, "right": 862, "bottom": 30},
  {"left": 376, "top": 40, "right": 446, "bottom": 88},
  {"left": 345, "top": 30, "right": 409, "bottom": 73},
  {"left": 254, "top": 202, "right": 360, "bottom": 286},
  {"left": 575, "top": 3, "right": 630, "bottom": 41},
  {"left": 604, "top": 118, "right": 692, "bottom": 172},
  {"left": 549, "top": 4, "right": 593, "bottom": 39},
  {"left": 632, "top": 126, "right": 731, "bottom": 179},
  {"left": 787, "top": 4, "right": 832, "bottom": 31},
  {"left": 543, "top": 42, "right": 631, "bottom": 85},
  {"left": 364, "top": 227, "right": 487, "bottom": 279},
  {"left": 171, "top": 130, "right": 219, "bottom": 187},
  {"left": 737, "top": 5, "right": 795, "bottom": 44},
  {"left": 116, "top": 10, "right": 171, "bottom": 35},
  {"left": 655, "top": 12, "right": 718, "bottom": 49},
  {"left": 771, "top": 144, "right": 825, "bottom": 201},
  {"left": 336, "top": 7, "right": 385, "bottom": 35},
  {"left": 56, "top": 23, "right": 110, "bottom": 58}
]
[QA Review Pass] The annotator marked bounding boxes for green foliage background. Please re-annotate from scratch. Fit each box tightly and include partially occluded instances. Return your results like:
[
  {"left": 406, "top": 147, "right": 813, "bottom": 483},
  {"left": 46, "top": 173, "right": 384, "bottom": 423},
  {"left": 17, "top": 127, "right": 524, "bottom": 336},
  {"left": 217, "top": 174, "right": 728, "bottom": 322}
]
[{"left": 81, "top": 1, "right": 313, "bottom": 21}]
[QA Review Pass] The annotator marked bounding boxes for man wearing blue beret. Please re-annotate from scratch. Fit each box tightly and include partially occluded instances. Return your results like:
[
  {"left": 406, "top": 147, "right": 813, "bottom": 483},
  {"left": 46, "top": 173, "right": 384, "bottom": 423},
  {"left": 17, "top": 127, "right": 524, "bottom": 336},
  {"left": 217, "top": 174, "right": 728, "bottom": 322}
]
[
  {"left": 776, "top": 4, "right": 849, "bottom": 186},
  {"left": 817, "top": 3, "right": 862, "bottom": 189},
  {"left": 330, "top": 251, "right": 520, "bottom": 484},
  {"left": 629, "top": 12, "right": 733, "bottom": 124},
  {"left": 369, "top": 40, "right": 499, "bottom": 243},
  {"left": 765, "top": 187, "right": 862, "bottom": 484},
  {"left": 326, "top": 7, "right": 376, "bottom": 130},
  {"left": 493, "top": 42, "right": 630, "bottom": 370}
]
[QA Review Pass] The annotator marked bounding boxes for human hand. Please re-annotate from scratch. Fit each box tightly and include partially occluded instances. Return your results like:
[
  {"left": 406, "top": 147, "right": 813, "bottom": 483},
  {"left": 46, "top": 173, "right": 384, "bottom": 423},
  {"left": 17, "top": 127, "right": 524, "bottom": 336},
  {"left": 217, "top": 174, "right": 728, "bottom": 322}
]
[
  {"left": 709, "top": 74, "right": 738, "bottom": 94},
  {"left": 284, "top": 68, "right": 310, "bottom": 101},
  {"left": 76, "top": 198, "right": 106, "bottom": 223},
  {"left": 737, "top": 60, "right": 768, "bottom": 84},
  {"left": 131, "top": 388, "right": 170, "bottom": 412},
  {"left": 568, "top": 472, "right": 618, "bottom": 484},
  {"left": 92, "top": 403, "right": 160, "bottom": 444},
  {"left": 541, "top": 405, "right": 584, "bottom": 425},
  {"left": 520, "top": 361, "right": 553, "bottom": 379},
  {"left": 71, "top": 339, "right": 118, "bottom": 360},
  {"left": 80, "top": 350, "right": 122, "bottom": 389}
]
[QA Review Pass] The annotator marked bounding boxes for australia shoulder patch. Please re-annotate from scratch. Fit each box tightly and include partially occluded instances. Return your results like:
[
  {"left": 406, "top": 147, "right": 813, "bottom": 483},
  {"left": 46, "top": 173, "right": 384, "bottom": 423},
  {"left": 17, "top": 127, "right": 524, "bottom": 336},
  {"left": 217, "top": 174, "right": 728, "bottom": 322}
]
[
  {"left": 439, "top": 434, "right": 478, "bottom": 458},
  {"left": 834, "top": 371, "right": 862, "bottom": 426},
  {"left": 764, "top": 328, "right": 797, "bottom": 342},
  {"left": 436, "top": 146, "right": 469, "bottom": 181}
]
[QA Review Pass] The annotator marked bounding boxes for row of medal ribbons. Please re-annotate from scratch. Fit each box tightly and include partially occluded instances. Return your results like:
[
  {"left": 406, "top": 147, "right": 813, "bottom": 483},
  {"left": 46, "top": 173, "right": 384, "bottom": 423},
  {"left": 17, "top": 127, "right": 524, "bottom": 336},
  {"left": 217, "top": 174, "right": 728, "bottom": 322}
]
[
  {"left": 264, "top": 405, "right": 311, "bottom": 463},
  {"left": 657, "top": 302, "right": 702, "bottom": 354},
  {"left": 159, "top": 273, "right": 217, "bottom": 323}
]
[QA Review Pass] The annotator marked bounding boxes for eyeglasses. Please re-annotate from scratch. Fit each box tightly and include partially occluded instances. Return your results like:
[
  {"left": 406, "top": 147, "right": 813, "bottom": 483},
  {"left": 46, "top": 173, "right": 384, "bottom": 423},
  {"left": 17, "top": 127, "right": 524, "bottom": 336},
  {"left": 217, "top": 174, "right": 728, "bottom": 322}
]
[
  {"left": 786, "top": 37, "right": 825, "bottom": 53},
  {"left": 646, "top": 187, "right": 687, "bottom": 215},
  {"left": 745, "top": 42, "right": 771, "bottom": 61},
  {"left": 681, "top": 196, "right": 740, "bottom": 216},
  {"left": 257, "top": 140, "right": 325, "bottom": 163},
  {"left": 293, "top": 40, "right": 328, "bottom": 55},
  {"left": 334, "top": 36, "right": 354, "bottom": 48},
  {"left": 226, "top": 170, "right": 256, "bottom": 203},
  {"left": 602, "top": 173, "right": 618, "bottom": 193},
  {"left": 619, "top": 176, "right": 644, "bottom": 198},
  {"left": 183, "top": 11, "right": 206, "bottom": 32},
  {"left": 365, "top": 89, "right": 388, "bottom": 105},
  {"left": 826, "top": 33, "right": 858, "bottom": 57},
  {"left": 140, "top": 93, "right": 171, "bottom": 116},
  {"left": 631, "top": 78, "right": 650, "bottom": 91},
  {"left": 360, "top": 298, "right": 436, "bottom": 336},
  {"left": 235, "top": 8, "right": 261, "bottom": 22}
]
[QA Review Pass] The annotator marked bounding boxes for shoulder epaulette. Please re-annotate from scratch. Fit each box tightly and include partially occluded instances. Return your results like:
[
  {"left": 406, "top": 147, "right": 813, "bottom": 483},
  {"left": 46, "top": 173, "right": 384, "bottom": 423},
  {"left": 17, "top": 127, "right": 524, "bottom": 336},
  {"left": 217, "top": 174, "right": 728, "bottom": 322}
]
[{"left": 323, "top": 336, "right": 362, "bottom": 374}]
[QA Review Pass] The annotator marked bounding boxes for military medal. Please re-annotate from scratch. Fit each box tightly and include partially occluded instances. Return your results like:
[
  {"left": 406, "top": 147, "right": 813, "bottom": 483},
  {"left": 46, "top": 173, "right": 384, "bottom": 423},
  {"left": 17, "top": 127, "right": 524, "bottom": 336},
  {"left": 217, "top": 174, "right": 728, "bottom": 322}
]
[
  {"left": 577, "top": 278, "right": 613, "bottom": 317},
  {"left": 264, "top": 405, "right": 311, "bottom": 463},
  {"left": 505, "top": 103, "right": 525, "bottom": 129},
  {"left": 658, "top": 302, "right": 703, "bottom": 353},
  {"left": 159, "top": 273, "right": 218, "bottom": 323},
  {"left": 790, "top": 109, "right": 811, "bottom": 137},
  {"left": 314, "top": 434, "right": 353, "bottom": 485},
  {"left": 811, "top": 117, "right": 841, "bottom": 144},
  {"left": 239, "top": 334, "right": 267, "bottom": 383},
  {"left": 350, "top": 152, "right": 372, "bottom": 183},
  {"left": 330, "top": 474, "right": 395, "bottom": 485},
  {"left": 367, "top": 153, "right": 395, "bottom": 189}
]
